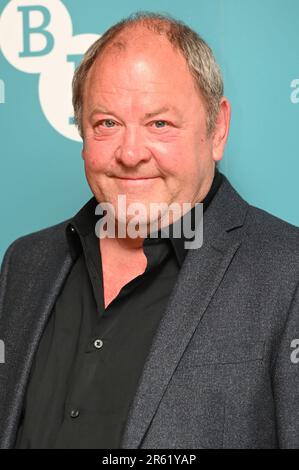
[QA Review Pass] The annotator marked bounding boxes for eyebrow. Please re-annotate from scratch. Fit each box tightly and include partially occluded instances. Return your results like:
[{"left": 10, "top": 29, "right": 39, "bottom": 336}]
[
  {"left": 144, "top": 106, "right": 179, "bottom": 119},
  {"left": 89, "top": 105, "right": 180, "bottom": 121},
  {"left": 89, "top": 106, "right": 112, "bottom": 120}
]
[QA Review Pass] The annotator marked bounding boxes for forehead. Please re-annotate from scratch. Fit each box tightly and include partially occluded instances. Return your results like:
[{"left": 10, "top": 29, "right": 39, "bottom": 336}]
[{"left": 84, "top": 29, "right": 198, "bottom": 106}]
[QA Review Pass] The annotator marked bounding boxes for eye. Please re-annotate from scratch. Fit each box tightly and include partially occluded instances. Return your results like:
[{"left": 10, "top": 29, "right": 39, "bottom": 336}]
[
  {"left": 100, "top": 119, "right": 116, "bottom": 128},
  {"left": 94, "top": 119, "right": 117, "bottom": 130},
  {"left": 153, "top": 120, "right": 168, "bottom": 128}
]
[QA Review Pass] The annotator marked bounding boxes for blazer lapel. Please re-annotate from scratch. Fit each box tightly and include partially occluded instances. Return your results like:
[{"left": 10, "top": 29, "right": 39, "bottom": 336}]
[
  {"left": 121, "top": 177, "right": 249, "bottom": 448},
  {"left": 0, "top": 227, "right": 74, "bottom": 448}
]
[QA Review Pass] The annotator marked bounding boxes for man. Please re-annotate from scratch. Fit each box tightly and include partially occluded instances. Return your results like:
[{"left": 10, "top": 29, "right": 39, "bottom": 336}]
[{"left": 1, "top": 12, "right": 299, "bottom": 449}]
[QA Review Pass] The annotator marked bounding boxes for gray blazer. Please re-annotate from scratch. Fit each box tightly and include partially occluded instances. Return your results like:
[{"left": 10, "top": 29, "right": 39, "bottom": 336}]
[{"left": 1, "top": 175, "right": 299, "bottom": 449}]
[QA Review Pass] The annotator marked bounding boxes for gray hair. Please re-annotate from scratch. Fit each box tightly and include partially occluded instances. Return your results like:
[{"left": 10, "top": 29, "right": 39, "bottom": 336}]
[{"left": 72, "top": 11, "right": 224, "bottom": 138}]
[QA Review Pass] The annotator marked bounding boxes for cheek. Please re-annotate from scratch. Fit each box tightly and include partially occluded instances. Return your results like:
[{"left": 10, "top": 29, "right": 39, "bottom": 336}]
[
  {"left": 82, "top": 138, "right": 115, "bottom": 171},
  {"left": 151, "top": 139, "right": 186, "bottom": 174},
  {"left": 153, "top": 138, "right": 197, "bottom": 177}
]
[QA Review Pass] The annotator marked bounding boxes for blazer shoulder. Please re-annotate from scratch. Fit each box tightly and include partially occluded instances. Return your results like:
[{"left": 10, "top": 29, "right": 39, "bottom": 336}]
[
  {"left": 216, "top": 176, "right": 299, "bottom": 254},
  {"left": 1, "top": 218, "right": 72, "bottom": 273},
  {"left": 245, "top": 204, "right": 299, "bottom": 261}
]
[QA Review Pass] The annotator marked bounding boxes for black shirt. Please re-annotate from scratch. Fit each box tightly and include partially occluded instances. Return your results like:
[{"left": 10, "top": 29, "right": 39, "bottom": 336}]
[{"left": 15, "top": 169, "right": 223, "bottom": 449}]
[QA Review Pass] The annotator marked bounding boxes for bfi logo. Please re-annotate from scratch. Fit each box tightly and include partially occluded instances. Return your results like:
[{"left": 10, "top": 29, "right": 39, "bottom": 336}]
[{"left": 0, "top": 0, "right": 99, "bottom": 141}]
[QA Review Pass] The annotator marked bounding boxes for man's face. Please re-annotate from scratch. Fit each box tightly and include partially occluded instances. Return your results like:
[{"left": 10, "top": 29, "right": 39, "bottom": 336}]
[{"left": 82, "top": 29, "right": 226, "bottom": 226}]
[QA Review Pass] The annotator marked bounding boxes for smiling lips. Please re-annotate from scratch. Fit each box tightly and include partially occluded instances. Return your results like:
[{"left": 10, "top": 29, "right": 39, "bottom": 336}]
[
  {"left": 113, "top": 176, "right": 160, "bottom": 186},
  {"left": 114, "top": 176, "right": 159, "bottom": 179}
]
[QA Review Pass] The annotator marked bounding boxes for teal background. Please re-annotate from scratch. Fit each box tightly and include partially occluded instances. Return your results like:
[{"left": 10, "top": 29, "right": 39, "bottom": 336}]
[{"left": 1, "top": 0, "right": 298, "bottom": 262}]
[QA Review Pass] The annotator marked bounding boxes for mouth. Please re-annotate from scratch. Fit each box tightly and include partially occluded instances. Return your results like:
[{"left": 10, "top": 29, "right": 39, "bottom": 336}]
[
  {"left": 114, "top": 176, "right": 159, "bottom": 180},
  {"left": 113, "top": 176, "right": 160, "bottom": 186}
]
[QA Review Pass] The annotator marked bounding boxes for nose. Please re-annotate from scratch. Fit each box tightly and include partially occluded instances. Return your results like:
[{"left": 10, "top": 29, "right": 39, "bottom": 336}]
[{"left": 114, "top": 125, "right": 151, "bottom": 167}]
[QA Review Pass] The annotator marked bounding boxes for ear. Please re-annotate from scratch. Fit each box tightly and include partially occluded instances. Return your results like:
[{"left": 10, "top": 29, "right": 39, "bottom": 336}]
[
  {"left": 211, "top": 97, "right": 231, "bottom": 162},
  {"left": 81, "top": 147, "right": 85, "bottom": 160}
]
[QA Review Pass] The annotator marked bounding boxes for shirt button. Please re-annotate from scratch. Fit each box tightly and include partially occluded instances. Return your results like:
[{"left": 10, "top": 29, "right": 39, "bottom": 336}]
[
  {"left": 94, "top": 339, "right": 103, "bottom": 349},
  {"left": 70, "top": 409, "right": 80, "bottom": 418},
  {"left": 69, "top": 225, "right": 76, "bottom": 233}
]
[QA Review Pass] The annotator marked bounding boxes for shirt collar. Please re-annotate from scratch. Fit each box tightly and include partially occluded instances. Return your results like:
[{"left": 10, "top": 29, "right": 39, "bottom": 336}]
[
  {"left": 66, "top": 168, "right": 223, "bottom": 267},
  {"left": 165, "top": 167, "right": 223, "bottom": 266}
]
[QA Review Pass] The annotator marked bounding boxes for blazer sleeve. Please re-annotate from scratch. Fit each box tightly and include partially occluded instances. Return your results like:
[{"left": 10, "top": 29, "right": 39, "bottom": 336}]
[
  {"left": 272, "top": 280, "right": 299, "bottom": 448},
  {"left": 0, "top": 240, "right": 18, "bottom": 321}
]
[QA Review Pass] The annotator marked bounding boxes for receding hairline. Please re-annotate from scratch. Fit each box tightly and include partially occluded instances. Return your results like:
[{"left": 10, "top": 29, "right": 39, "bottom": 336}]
[
  {"left": 87, "top": 22, "right": 185, "bottom": 72},
  {"left": 102, "top": 20, "right": 177, "bottom": 50},
  {"left": 83, "top": 25, "right": 198, "bottom": 108}
]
